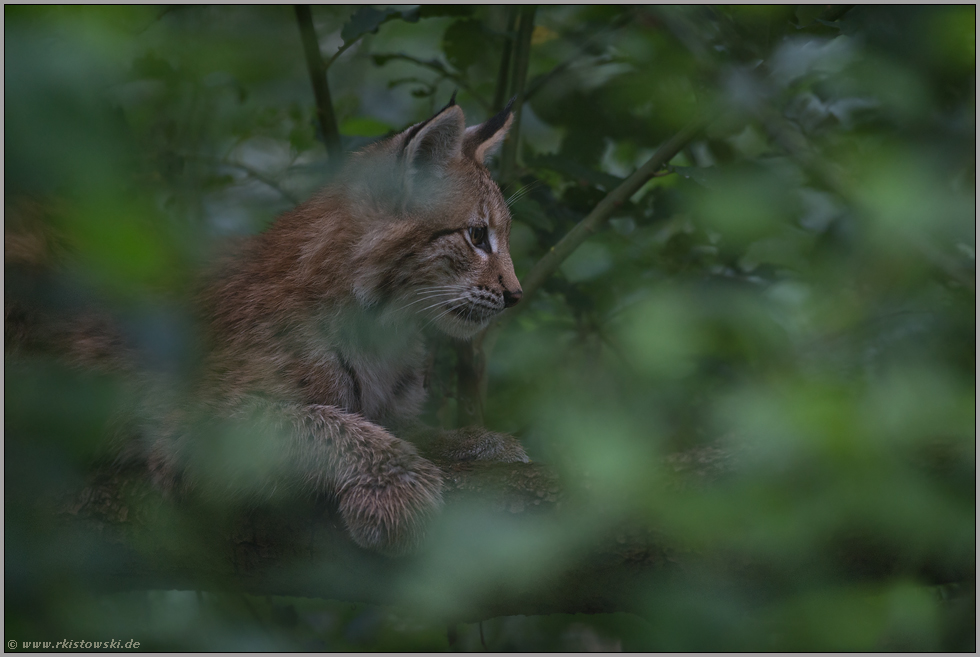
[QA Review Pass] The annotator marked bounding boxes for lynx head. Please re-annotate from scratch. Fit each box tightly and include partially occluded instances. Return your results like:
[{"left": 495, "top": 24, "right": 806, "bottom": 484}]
[{"left": 344, "top": 96, "right": 522, "bottom": 339}]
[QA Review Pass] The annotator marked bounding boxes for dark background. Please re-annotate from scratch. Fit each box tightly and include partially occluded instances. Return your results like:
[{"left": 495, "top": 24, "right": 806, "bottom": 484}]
[{"left": 5, "top": 5, "right": 975, "bottom": 651}]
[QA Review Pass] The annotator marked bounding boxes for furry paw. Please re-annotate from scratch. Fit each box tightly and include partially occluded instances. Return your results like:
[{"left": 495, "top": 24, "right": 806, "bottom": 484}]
[
  {"left": 336, "top": 441, "right": 444, "bottom": 556},
  {"left": 427, "top": 427, "right": 530, "bottom": 464}
]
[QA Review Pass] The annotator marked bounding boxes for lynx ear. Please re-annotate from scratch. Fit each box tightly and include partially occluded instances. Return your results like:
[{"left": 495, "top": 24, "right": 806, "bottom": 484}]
[
  {"left": 463, "top": 97, "right": 515, "bottom": 164},
  {"left": 400, "top": 94, "right": 465, "bottom": 176}
]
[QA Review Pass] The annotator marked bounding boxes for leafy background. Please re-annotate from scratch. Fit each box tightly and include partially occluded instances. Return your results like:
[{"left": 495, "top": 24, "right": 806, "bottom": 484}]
[{"left": 5, "top": 4, "right": 975, "bottom": 651}]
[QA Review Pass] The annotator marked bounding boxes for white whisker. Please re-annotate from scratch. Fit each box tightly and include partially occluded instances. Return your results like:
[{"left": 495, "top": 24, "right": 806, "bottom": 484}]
[
  {"left": 421, "top": 295, "right": 475, "bottom": 330},
  {"left": 391, "top": 290, "right": 459, "bottom": 314},
  {"left": 422, "top": 303, "right": 462, "bottom": 331},
  {"left": 506, "top": 181, "right": 540, "bottom": 207},
  {"left": 415, "top": 295, "right": 467, "bottom": 315}
]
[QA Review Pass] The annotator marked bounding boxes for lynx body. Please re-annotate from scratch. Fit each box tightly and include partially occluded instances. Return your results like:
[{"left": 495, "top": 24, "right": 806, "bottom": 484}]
[{"left": 162, "top": 99, "right": 528, "bottom": 554}]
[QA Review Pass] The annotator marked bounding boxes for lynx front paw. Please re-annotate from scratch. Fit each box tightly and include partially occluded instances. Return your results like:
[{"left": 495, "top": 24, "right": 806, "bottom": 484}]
[
  {"left": 429, "top": 427, "right": 530, "bottom": 464},
  {"left": 337, "top": 445, "right": 444, "bottom": 556}
]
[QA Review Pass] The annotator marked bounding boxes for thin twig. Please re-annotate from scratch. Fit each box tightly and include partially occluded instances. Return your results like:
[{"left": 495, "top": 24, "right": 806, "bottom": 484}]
[
  {"left": 177, "top": 152, "right": 301, "bottom": 205},
  {"left": 325, "top": 33, "right": 364, "bottom": 69},
  {"left": 295, "top": 5, "right": 343, "bottom": 161},
  {"left": 224, "top": 162, "right": 301, "bottom": 206}
]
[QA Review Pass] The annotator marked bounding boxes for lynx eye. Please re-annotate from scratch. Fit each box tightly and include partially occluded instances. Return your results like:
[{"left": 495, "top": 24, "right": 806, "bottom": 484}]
[{"left": 468, "top": 226, "right": 490, "bottom": 252}]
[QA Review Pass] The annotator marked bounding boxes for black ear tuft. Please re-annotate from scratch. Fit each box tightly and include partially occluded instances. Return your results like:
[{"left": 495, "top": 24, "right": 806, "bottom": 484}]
[
  {"left": 463, "top": 98, "right": 515, "bottom": 164},
  {"left": 472, "top": 99, "right": 514, "bottom": 147}
]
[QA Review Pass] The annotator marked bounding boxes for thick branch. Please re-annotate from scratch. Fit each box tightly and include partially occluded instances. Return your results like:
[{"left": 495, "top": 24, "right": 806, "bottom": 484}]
[
  {"left": 52, "top": 446, "right": 967, "bottom": 623},
  {"left": 57, "top": 460, "right": 671, "bottom": 620},
  {"left": 295, "top": 5, "right": 343, "bottom": 161}
]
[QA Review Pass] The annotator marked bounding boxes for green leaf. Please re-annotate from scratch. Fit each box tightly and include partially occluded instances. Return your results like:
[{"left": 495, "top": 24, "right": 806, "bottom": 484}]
[
  {"left": 560, "top": 241, "right": 613, "bottom": 283},
  {"left": 131, "top": 52, "right": 178, "bottom": 84},
  {"left": 671, "top": 165, "right": 721, "bottom": 189},
  {"left": 341, "top": 6, "right": 420, "bottom": 44},
  {"left": 794, "top": 5, "right": 825, "bottom": 27},
  {"left": 289, "top": 123, "right": 316, "bottom": 152},
  {"left": 203, "top": 173, "right": 236, "bottom": 190},
  {"left": 340, "top": 116, "right": 392, "bottom": 137},
  {"left": 442, "top": 19, "right": 492, "bottom": 73}
]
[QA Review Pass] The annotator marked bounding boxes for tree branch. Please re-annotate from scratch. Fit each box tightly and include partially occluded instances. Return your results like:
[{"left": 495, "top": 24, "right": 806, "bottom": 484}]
[
  {"left": 56, "top": 460, "right": 672, "bottom": 620},
  {"left": 455, "top": 7, "right": 525, "bottom": 428},
  {"left": 325, "top": 32, "right": 364, "bottom": 70},
  {"left": 499, "top": 6, "right": 537, "bottom": 184},
  {"left": 176, "top": 152, "right": 301, "bottom": 206},
  {"left": 294, "top": 5, "right": 343, "bottom": 161},
  {"left": 484, "top": 117, "right": 706, "bottom": 349},
  {"left": 454, "top": 339, "right": 485, "bottom": 426},
  {"left": 491, "top": 7, "right": 519, "bottom": 112},
  {"left": 457, "top": 8, "right": 538, "bottom": 423},
  {"left": 223, "top": 162, "right": 301, "bottom": 206},
  {"left": 52, "top": 444, "right": 966, "bottom": 623}
]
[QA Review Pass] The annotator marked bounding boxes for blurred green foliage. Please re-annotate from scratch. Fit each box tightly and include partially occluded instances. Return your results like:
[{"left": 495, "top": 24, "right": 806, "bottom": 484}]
[{"left": 5, "top": 4, "right": 975, "bottom": 651}]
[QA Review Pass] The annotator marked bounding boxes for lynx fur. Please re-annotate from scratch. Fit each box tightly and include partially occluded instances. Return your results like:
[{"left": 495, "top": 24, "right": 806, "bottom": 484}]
[{"left": 149, "top": 98, "right": 527, "bottom": 554}]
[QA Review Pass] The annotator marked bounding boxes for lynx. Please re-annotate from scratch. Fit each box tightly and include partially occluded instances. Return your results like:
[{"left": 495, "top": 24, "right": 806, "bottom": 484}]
[
  {"left": 6, "top": 97, "right": 528, "bottom": 554},
  {"left": 128, "top": 97, "right": 527, "bottom": 555}
]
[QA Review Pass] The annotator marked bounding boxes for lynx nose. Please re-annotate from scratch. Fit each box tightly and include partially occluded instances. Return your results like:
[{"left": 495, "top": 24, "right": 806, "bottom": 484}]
[{"left": 503, "top": 287, "right": 522, "bottom": 308}]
